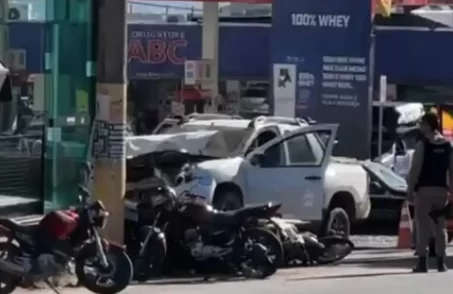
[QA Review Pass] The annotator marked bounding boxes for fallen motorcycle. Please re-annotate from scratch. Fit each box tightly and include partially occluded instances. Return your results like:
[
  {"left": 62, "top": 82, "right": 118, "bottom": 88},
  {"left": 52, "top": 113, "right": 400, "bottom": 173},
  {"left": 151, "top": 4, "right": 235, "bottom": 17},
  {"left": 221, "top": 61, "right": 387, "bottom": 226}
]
[
  {"left": 125, "top": 183, "right": 281, "bottom": 281},
  {"left": 267, "top": 217, "right": 354, "bottom": 266},
  {"left": 0, "top": 163, "right": 133, "bottom": 294}
]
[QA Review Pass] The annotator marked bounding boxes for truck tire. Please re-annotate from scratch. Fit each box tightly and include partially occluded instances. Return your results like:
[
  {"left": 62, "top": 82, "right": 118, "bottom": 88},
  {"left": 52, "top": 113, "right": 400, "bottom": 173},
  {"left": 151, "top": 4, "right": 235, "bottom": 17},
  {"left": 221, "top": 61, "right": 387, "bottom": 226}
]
[
  {"left": 213, "top": 188, "right": 242, "bottom": 211},
  {"left": 322, "top": 207, "right": 350, "bottom": 239}
]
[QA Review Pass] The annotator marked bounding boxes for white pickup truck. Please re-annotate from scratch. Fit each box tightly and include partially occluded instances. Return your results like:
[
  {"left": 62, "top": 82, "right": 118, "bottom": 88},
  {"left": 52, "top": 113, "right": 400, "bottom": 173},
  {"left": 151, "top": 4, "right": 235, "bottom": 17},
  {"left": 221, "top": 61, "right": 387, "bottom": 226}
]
[{"left": 128, "top": 115, "right": 370, "bottom": 237}]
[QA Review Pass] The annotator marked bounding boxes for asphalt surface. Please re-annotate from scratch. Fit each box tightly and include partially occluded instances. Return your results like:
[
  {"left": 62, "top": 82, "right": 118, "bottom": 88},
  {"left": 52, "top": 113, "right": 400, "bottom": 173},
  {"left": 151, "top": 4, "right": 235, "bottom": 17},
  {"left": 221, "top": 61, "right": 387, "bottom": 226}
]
[{"left": 19, "top": 248, "right": 453, "bottom": 294}]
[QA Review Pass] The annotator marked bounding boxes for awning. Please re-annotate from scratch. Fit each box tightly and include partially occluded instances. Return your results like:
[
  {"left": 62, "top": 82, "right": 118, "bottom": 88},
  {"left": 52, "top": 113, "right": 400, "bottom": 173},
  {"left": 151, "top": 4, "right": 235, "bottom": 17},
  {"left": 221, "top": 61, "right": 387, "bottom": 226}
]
[{"left": 411, "top": 4, "right": 453, "bottom": 28}]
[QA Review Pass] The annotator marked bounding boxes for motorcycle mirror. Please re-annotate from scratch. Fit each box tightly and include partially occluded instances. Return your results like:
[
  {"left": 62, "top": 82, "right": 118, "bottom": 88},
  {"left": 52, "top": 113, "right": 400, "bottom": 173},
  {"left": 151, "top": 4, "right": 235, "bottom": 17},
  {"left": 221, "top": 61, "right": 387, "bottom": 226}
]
[{"left": 78, "top": 185, "right": 91, "bottom": 203}]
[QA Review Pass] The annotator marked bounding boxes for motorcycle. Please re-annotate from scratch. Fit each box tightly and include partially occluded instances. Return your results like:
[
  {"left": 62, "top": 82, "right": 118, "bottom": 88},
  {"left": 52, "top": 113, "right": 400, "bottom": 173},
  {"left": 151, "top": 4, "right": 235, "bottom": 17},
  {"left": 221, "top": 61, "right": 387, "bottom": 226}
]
[
  {"left": 124, "top": 150, "right": 283, "bottom": 280},
  {"left": 125, "top": 183, "right": 281, "bottom": 281},
  {"left": 0, "top": 163, "right": 133, "bottom": 294},
  {"left": 267, "top": 217, "right": 354, "bottom": 266}
]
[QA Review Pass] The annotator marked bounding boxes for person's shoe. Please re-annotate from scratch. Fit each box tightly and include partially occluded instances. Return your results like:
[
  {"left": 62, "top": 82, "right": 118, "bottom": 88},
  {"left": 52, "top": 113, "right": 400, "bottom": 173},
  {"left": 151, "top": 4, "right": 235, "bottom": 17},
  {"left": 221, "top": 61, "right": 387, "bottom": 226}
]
[
  {"left": 412, "top": 256, "right": 428, "bottom": 273},
  {"left": 437, "top": 257, "right": 448, "bottom": 272}
]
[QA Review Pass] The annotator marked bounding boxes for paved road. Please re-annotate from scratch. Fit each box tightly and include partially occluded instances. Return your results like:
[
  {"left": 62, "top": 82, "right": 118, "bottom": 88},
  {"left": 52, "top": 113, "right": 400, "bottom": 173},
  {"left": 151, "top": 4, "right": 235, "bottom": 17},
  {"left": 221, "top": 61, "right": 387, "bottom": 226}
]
[{"left": 20, "top": 248, "right": 453, "bottom": 294}]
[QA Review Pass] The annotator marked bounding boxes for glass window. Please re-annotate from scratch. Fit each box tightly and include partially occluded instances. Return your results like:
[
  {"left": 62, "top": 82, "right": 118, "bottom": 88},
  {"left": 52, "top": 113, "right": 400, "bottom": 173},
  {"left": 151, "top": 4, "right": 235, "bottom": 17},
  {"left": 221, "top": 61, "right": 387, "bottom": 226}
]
[
  {"left": 42, "top": 0, "right": 95, "bottom": 211},
  {"left": 283, "top": 130, "right": 328, "bottom": 166},
  {"left": 261, "top": 143, "right": 284, "bottom": 167},
  {"left": 245, "top": 130, "right": 277, "bottom": 155}
]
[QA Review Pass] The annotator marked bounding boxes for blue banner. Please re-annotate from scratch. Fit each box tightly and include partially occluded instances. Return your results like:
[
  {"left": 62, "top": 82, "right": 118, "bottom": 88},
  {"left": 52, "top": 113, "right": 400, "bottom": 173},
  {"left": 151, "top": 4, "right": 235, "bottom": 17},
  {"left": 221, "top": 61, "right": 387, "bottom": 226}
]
[
  {"left": 128, "top": 24, "right": 270, "bottom": 79},
  {"left": 128, "top": 24, "right": 201, "bottom": 79},
  {"left": 9, "top": 22, "right": 46, "bottom": 73},
  {"left": 12, "top": 22, "right": 269, "bottom": 80},
  {"left": 272, "top": 0, "right": 372, "bottom": 159}
]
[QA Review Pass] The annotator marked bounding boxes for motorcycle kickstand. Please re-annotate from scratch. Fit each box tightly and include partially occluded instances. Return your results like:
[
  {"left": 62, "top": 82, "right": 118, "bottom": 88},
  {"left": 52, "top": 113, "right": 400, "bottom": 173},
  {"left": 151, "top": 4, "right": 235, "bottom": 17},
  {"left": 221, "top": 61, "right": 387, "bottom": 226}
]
[{"left": 44, "top": 278, "right": 62, "bottom": 294}]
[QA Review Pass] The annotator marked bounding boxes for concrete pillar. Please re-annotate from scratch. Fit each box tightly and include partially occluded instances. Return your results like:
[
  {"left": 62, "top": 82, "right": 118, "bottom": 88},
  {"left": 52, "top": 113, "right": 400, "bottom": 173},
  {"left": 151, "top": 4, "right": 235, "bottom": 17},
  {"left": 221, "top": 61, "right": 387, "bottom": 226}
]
[
  {"left": 94, "top": 0, "right": 127, "bottom": 244},
  {"left": 202, "top": 2, "right": 219, "bottom": 112}
]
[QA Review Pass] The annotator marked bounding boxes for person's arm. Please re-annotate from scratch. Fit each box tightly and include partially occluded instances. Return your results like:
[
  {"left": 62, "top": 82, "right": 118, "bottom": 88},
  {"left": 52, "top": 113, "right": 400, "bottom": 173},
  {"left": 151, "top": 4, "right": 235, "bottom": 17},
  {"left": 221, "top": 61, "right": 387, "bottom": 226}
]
[
  {"left": 449, "top": 144, "right": 453, "bottom": 196},
  {"left": 406, "top": 141, "right": 425, "bottom": 201}
]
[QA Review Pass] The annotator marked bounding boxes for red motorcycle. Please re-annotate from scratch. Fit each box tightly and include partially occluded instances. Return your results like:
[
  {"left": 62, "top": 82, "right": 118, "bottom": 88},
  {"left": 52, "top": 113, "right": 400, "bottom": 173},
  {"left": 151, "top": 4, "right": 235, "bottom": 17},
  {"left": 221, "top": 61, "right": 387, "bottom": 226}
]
[{"left": 0, "top": 164, "right": 133, "bottom": 294}]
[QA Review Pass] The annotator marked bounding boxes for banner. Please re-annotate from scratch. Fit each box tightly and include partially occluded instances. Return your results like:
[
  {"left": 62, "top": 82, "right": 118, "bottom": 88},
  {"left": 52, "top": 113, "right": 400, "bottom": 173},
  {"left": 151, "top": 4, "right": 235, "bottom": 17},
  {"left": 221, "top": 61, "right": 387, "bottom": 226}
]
[
  {"left": 127, "top": 24, "right": 269, "bottom": 79},
  {"left": 272, "top": 0, "right": 373, "bottom": 159},
  {"left": 128, "top": 25, "right": 200, "bottom": 79}
]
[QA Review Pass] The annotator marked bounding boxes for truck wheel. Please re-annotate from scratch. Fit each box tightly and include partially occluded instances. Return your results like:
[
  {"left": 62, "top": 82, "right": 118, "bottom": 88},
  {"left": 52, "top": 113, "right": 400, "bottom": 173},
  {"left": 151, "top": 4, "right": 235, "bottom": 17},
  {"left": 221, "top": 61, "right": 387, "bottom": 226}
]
[
  {"left": 322, "top": 208, "right": 350, "bottom": 239},
  {"left": 213, "top": 188, "right": 242, "bottom": 211}
]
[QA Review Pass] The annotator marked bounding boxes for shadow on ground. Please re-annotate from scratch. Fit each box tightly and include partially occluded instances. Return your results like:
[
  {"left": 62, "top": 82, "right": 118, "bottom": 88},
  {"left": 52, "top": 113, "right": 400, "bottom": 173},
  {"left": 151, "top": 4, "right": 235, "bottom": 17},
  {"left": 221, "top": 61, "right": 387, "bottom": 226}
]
[
  {"left": 352, "top": 255, "right": 453, "bottom": 269},
  {"left": 286, "top": 271, "right": 411, "bottom": 281},
  {"left": 133, "top": 276, "right": 247, "bottom": 286}
]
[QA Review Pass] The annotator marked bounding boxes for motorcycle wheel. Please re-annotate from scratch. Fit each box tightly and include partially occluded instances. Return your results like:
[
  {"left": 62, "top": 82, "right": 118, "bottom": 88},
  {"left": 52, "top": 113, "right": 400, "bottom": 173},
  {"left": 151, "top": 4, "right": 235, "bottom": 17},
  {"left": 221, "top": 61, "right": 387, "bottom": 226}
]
[
  {"left": 313, "top": 236, "right": 354, "bottom": 265},
  {"left": 75, "top": 244, "right": 133, "bottom": 294},
  {"left": 245, "top": 227, "right": 284, "bottom": 267},
  {"left": 0, "top": 242, "right": 21, "bottom": 294},
  {"left": 241, "top": 228, "right": 281, "bottom": 279},
  {"left": 242, "top": 243, "right": 278, "bottom": 279},
  {"left": 133, "top": 226, "right": 167, "bottom": 282}
]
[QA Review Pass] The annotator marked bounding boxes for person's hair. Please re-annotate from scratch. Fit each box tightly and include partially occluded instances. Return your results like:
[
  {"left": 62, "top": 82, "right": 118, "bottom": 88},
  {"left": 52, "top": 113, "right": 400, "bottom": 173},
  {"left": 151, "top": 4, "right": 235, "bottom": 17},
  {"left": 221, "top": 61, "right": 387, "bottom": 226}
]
[{"left": 421, "top": 112, "right": 440, "bottom": 131}]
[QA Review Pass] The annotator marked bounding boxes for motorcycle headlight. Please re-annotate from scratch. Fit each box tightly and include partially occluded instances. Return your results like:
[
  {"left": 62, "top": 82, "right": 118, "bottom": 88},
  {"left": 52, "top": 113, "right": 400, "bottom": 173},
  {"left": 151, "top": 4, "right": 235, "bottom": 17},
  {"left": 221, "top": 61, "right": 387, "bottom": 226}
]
[
  {"left": 175, "top": 171, "right": 195, "bottom": 186},
  {"left": 90, "top": 201, "right": 109, "bottom": 228},
  {"left": 93, "top": 211, "right": 109, "bottom": 228}
]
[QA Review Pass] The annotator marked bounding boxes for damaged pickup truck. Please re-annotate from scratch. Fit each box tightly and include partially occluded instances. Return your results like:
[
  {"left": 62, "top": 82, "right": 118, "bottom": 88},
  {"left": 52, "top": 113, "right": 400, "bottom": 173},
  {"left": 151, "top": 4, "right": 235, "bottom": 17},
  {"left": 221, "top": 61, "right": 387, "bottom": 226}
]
[{"left": 125, "top": 115, "right": 371, "bottom": 238}]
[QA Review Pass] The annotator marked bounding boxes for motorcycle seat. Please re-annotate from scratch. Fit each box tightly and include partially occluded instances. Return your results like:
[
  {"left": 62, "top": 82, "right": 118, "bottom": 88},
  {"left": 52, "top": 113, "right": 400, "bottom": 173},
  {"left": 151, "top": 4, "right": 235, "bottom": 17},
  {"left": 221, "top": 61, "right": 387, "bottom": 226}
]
[
  {"left": 209, "top": 202, "right": 281, "bottom": 227},
  {"left": 0, "top": 218, "right": 40, "bottom": 234}
]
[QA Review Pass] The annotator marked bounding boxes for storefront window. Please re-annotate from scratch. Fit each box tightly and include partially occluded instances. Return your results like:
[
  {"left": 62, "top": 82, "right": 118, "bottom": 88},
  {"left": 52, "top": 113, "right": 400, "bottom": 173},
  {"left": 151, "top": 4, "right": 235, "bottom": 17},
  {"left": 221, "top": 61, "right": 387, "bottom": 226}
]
[
  {"left": 43, "top": 0, "right": 95, "bottom": 211},
  {"left": 0, "top": 70, "right": 43, "bottom": 213}
]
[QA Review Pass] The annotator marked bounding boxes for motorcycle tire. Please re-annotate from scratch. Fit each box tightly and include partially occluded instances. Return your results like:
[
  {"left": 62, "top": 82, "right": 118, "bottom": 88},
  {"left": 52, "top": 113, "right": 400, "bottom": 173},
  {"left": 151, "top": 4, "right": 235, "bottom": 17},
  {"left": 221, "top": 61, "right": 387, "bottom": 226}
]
[
  {"left": 313, "top": 236, "right": 354, "bottom": 265},
  {"left": 75, "top": 243, "right": 133, "bottom": 294},
  {"left": 0, "top": 242, "right": 20, "bottom": 294},
  {"left": 245, "top": 227, "right": 284, "bottom": 267},
  {"left": 242, "top": 242, "right": 278, "bottom": 279},
  {"left": 133, "top": 226, "right": 167, "bottom": 282}
]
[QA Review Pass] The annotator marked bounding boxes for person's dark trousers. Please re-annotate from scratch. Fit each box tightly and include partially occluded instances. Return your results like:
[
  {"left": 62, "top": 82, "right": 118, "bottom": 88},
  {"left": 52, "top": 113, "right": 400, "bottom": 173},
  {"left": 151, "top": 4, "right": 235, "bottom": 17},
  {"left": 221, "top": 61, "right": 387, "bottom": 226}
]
[
  {"left": 413, "top": 187, "right": 448, "bottom": 272},
  {"left": 184, "top": 100, "right": 204, "bottom": 115}
]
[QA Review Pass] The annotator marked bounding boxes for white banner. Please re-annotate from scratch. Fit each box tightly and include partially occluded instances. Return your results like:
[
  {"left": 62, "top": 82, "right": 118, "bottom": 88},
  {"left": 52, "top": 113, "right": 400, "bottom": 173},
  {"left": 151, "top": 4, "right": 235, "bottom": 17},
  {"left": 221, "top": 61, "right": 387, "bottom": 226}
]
[
  {"left": 273, "top": 63, "right": 296, "bottom": 117},
  {"left": 184, "top": 59, "right": 214, "bottom": 86},
  {"left": 184, "top": 60, "right": 197, "bottom": 85}
]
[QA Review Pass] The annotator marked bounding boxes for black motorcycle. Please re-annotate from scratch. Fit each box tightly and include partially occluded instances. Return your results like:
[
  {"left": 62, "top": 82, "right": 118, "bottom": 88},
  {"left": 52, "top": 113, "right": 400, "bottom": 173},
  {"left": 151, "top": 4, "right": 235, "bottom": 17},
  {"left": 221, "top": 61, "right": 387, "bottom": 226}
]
[
  {"left": 266, "top": 217, "right": 354, "bottom": 266},
  {"left": 0, "top": 163, "right": 133, "bottom": 294},
  {"left": 125, "top": 184, "right": 281, "bottom": 281}
]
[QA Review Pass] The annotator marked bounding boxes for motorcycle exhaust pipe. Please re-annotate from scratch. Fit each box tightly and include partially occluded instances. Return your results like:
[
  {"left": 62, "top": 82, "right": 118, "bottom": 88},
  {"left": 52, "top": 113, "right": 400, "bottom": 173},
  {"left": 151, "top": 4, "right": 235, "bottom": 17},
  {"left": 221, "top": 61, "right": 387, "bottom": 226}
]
[{"left": 0, "top": 258, "right": 28, "bottom": 276}]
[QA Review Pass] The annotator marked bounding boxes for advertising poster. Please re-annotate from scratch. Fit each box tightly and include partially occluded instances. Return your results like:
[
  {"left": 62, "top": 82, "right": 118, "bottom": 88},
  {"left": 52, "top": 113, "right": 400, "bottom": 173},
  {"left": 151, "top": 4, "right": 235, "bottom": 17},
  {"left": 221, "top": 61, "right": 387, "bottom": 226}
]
[
  {"left": 273, "top": 63, "right": 296, "bottom": 118},
  {"left": 271, "top": 0, "right": 373, "bottom": 159},
  {"left": 127, "top": 24, "right": 270, "bottom": 79},
  {"left": 128, "top": 24, "right": 200, "bottom": 79}
]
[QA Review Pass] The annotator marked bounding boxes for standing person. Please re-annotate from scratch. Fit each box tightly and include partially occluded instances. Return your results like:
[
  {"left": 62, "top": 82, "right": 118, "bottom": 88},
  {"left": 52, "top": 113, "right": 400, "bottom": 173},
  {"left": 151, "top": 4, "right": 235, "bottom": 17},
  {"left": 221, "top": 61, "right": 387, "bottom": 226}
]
[
  {"left": 181, "top": 84, "right": 204, "bottom": 115},
  {"left": 406, "top": 112, "right": 453, "bottom": 273}
]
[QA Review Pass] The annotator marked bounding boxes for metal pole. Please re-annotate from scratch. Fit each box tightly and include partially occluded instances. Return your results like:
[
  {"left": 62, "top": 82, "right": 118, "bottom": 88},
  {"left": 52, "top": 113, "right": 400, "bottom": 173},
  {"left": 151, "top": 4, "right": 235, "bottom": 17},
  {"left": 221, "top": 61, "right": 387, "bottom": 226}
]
[
  {"left": 0, "top": 0, "right": 7, "bottom": 63},
  {"left": 378, "top": 75, "right": 387, "bottom": 157},
  {"left": 93, "top": 0, "right": 127, "bottom": 244},
  {"left": 202, "top": 2, "right": 219, "bottom": 112},
  {"left": 0, "top": 0, "right": 7, "bottom": 131}
]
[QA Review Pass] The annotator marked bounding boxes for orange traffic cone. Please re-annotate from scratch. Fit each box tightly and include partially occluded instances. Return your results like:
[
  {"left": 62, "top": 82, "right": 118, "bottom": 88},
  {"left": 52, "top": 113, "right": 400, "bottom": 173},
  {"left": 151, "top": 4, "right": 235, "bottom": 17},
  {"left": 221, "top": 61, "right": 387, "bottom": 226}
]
[{"left": 397, "top": 202, "right": 413, "bottom": 249}]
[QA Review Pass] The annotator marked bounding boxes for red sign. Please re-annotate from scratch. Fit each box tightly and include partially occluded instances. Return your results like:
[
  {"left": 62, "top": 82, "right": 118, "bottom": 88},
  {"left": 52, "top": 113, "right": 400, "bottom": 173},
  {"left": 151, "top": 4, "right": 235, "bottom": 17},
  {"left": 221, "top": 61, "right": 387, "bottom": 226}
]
[{"left": 128, "top": 39, "right": 187, "bottom": 64}]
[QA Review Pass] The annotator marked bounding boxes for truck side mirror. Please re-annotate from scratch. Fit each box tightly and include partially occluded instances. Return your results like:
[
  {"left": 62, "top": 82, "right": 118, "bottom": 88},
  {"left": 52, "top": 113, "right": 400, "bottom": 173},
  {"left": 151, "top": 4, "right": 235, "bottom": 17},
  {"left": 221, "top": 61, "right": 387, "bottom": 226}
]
[
  {"left": 370, "top": 181, "right": 385, "bottom": 194},
  {"left": 250, "top": 153, "right": 266, "bottom": 166}
]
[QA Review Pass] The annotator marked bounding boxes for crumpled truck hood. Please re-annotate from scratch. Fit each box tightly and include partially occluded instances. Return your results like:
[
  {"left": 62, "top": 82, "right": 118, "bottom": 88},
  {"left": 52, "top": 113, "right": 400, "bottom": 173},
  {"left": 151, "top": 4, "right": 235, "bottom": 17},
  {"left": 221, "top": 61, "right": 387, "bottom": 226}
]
[{"left": 125, "top": 130, "right": 219, "bottom": 158}]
